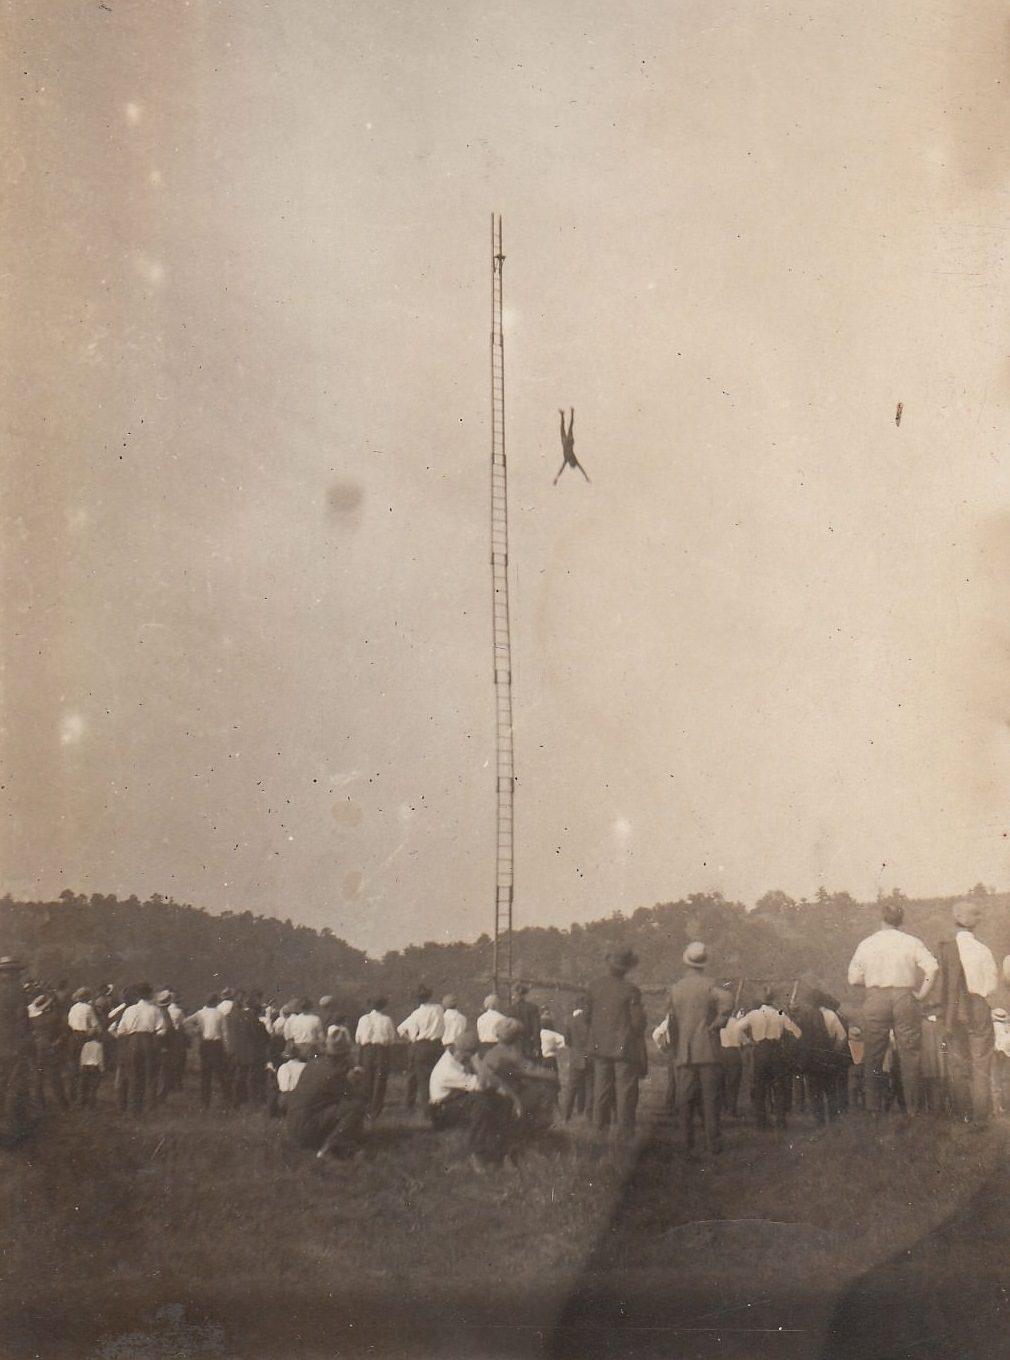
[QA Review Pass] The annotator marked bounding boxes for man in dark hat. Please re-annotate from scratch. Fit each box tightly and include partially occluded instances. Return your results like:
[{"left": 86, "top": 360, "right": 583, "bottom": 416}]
[
  {"left": 586, "top": 948, "right": 647, "bottom": 1143},
  {"left": 667, "top": 943, "right": 733, "bottom": 1153},
  {"left": 508, "top": 982, "right": 542, "bottom": 1061},
  {"left": 286, "top": 1030, "right": 368, "bottom": 1159}
]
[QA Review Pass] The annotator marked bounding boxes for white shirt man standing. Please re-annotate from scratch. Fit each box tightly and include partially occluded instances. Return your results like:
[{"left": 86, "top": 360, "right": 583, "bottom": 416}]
[
  {"left": 847, "top": 902, "right": 938, "bottom": 1115},
  {"left": 935, "top": 899, "right": 999, "bottom": 1123},
  {"left": 397, "top": 986, "right": 445, "bottom": 1116}
]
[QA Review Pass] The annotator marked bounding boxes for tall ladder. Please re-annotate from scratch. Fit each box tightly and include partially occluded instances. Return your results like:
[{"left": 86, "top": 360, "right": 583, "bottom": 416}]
[{"left": 490, "top": 213, "right": 514, "bottom": 1000}]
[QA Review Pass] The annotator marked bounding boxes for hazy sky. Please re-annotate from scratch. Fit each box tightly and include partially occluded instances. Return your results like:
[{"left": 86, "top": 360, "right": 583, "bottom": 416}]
[{"left": 5, "top": 0, "right": 1010, "bottom": 955}]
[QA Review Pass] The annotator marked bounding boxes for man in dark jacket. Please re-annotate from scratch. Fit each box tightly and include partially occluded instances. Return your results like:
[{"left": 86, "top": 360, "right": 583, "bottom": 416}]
[
  {"left": 508, "top": 983, "right": 542, "bottom": 1060},
  {"left": 586, "top": 949, "right": 647, "bottom": 1143},
  {"left": 667, "top": 943, "right": 732, "bottom": 1153},
  {"left": 286, "top": 1031, "right": 368, "bottom": 1159}
]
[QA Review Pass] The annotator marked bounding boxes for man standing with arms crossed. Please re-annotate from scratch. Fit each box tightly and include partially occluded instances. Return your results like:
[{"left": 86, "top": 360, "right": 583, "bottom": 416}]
[{"left": 848, "top": 902, "right": 938, "bottom": 1117}]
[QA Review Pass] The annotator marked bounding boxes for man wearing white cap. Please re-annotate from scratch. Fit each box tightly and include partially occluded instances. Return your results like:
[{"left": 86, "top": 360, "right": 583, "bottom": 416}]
[
  {"left": 441, "top": 996, "right": 468, "bottom": 1049},
  {"left": 667, "top": 943, "right": 733, "bottom": 1153},
  {"left": 934, "top": 899, "right": 999, "bottom": 1122},
  {"left": 477, "top": 994, "right": 509, "bottom": 1053}
]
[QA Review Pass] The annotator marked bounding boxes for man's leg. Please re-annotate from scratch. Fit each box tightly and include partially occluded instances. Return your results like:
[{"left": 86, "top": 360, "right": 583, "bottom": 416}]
[
  {"left": 199, "top": 1041, "right": 214, "bottom": 1107},
  {"left": 613, "top": 1060, "right": 639, "bottom": 1142},
  {"left": 700, "top": 1063, "right": 723, "bottom": 1152},
  {"left": 968, "top": 1000, "right": 995, "bottom": 1123},
  {"left": 860, "top": 991, "right": 894, "bottom": 1114},
  {"left": 751, "top": 1047, "right": 771, "bottom": 1126},
  {"left": 404, "top": 1046, "right": 419, "bottom": 1110},
  {"left": 593, "top": 1058, "right": 615, "bottom": 1131},
  {"left": 677, "top": 1065, "right": 699, "bottom": 1150},
  {"left": 891, "top": 991, "right": 923, "bottom": 1115},
  {"left": 316, "top": 1098, "right": 368, "bottom": 1158}
]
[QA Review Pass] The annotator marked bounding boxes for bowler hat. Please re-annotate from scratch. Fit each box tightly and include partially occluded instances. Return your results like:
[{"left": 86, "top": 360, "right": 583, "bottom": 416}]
[
  {"left": 683, "top": 942, "right": 708, "bottom": 969},
  {"left": 607, "top": 948, "right": 639, "bottom": 973}
]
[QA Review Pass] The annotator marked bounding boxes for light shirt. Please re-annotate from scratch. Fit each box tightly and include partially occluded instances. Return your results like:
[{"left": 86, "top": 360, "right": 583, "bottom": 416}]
[
  {"left": 476, "top": 1008, "right": 509, "bottom": 1043},
  {"left": 993, "top": 1019, "right": 1010, "bottom": 1059},
  {"left": 429, "top": 1049, "right": 481, "bottom": 1105},
  {"left": 68, "top": 1002, "right": 100, "bottom": 1033},
  {"left": 285, "top": 1012, "right": 325, "bottom": 1046},
  {"left": 187, "top": 1006, "right": 226, "bottom": 1041},
  {"left": 276, "top": 1058, "right": 306, "bottom": 1092},
  {"left": 720, "top": 1016, "right": 745, "bottom": 1050},
  {"left": 80, "top": 1039, "right": 105, "bottom": 1069},
  {"left": 847, "top": 927, "right": 938, "bottom": 991},
  {"left": 652, "top": 1016, "right": 670, "bottom": 1048},
  {"left": 115, "top": 999, "right": 168, "bottom": 1037},
  {"left": 956, "top": 931, "right": 998, "bottom": 999},
  {"left": 217, "top": 998, "right": 235, "bottom": 1016},
  {"left": 820, "top": 1008, "right": 849, "bottom": 1048},
  {"left": 737, "top": 1005, "right": 802, "bottom": 1044},
  {"left": 540, "top": 1028, "right": 566, "bottom": 1059},
  {"left": 167, "top": 1003, "right": 185, "bottom": 1031},
  {"left": 355, "top": 1010, "right": 397, "bottom": 1046},
  {"left": 398, "top": 1003, "right": 445, "bottom": 1042},
  {"left": 441, "top": 1008, "right": 468, "bottom": 1047}
]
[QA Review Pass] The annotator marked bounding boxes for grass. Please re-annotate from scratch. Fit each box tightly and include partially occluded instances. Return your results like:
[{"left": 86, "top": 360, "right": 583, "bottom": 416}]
[{"left": 3, "top": 1070, "right": 1005, "bottom": 1360}]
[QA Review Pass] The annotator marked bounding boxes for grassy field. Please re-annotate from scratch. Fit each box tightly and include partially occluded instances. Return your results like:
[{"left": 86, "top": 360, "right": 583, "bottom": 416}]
[{"left": 4, "top": 1070, "right": 1007, "bottom": 1360}]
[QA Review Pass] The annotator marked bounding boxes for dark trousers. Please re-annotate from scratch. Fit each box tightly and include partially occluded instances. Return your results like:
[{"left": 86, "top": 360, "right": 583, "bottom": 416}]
[
  {"left": 80, "top": 1067, "right": 102, "bottom": 1107},
  {"left": 67, "top": 1032, "right": 88, "bottom": 1102},
  {"left": 405, "top": 1040, "right": 441, "bottom": 1114},
  {"left": 288, "top": 1096, "right": 368, "bottom": 1155},
  {"left": 803, "top": 1062, "right": 843, "bottom": 1124},
  {"left": 559, "top": 1052, "right": 593, "bottom": 1120},
  {"left": 159, "top": 1033, "right": 186, "bottom": 1098},
  {"left": 678, "top": 1062, "right": 722, "bottom": 1152},
  {"left": 720, "top": 1048, "right": 742, "bottom": 1116},
  {"left": 862, "top": 987, "right": 922, "bottom": 1114},
  {"left": 199, "top": 1040, "right": 232, "bottom": 1108},
  {"left": 592, "top": 1057, "right": 639, "bottom": 1140},
  {"left": 34, "top": 1056, "right": 69, "bottom": 1112},
  {"left": 752, "top": 1041, "right": 790, "bottom": 1127},
  {"left": 233, "top": 1062, "right": 266, "bottom": 1107},
  {"left": 430, "top": 1089, "right": 514, "bottom": 1163},
  {"left": 946, "top": 995, "right": 995, "bottom": 1122},
  {"left": 360, "top": 1044, "right": 391, "bottom": 1119},
  {"left": 118, "top": 1033, "right": 156, "bottom": 1115}
]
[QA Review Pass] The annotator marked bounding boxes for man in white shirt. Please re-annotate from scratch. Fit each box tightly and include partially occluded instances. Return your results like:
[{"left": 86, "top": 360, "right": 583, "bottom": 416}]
[
  {"left": 847, "top": 901, "right": 938, "bottom": 1115},
  {"left": 285, "top": 1000, "right": 325, "bottom": 1059},
  {"left": 354, "top": 996, "right": 397, "bottom": 1119},
  {"left": 935, "top": 900, "right": 999, "bottom": 1122},
  {"left": 737, "top": 990, "right": 802, "bottom": 1128},
  {"left": 185, "top": 994, "right": 233, "bottom": 1108},
  {"left": 113, "top": 982, "right": 167, "bottom": 1115},
  {"left": 428, "top": 1031, "right": 513, "bottom": 1171},
  {"left": 476, "top": 994, "right": 509, "bottom": 1051},
  {"left": 397, "top": 986, "right": 445, "bottom": 1116},
  {"left": 441, "top": 995, "right": 468, "bottom": 1048},
  {"left": 67, "top": 987, "right": 101, "bottom": 1104}
]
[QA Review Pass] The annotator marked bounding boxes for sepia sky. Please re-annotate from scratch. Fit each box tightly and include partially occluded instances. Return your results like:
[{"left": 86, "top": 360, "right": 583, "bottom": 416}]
[{"left": 5, "top": 0, "right": 1010, "bottom": 955}]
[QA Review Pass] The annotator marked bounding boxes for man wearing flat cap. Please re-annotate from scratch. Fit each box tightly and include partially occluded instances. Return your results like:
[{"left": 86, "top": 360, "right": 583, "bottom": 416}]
[
  {"left": 286, "top": 1029, "right": 368, "bottom": 1159},
  {"left": 934, "top": 899, "right": 999, "bottom": 1122},
  {"left": 586, "top": 948, "right": 648, "bottom": 1143},
  {"left": 667, "top": 943, "right": 733, "bottom": 1153}
]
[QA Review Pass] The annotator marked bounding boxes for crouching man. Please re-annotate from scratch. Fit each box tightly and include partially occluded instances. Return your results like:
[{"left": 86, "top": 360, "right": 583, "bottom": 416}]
[
  {"left": 286, "top": 1030, "right": 368, "bottom": 1160},
  {"left": 428, "top": 1031, "right": 515, "bottom": 1172}
]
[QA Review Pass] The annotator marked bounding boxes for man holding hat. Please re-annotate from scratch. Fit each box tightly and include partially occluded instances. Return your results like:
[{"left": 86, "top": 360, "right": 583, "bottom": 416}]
[
  {"left": 668, "top": 943, "right": 733, "bottom": 1153},
  {"left": 586, "top": 948, "right": 647, "bottom": 1143},
  {"left": 934, "top": 899, "right": 999, "bottom": 1122}
]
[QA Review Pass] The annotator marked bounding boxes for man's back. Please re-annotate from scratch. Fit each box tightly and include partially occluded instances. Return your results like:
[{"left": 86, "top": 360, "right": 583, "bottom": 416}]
[
  {"left": 668, "top": 973, "right": 731, "bottom": 1065},
  {"left": 587, "top": 973, "right": 645, "bottom": 1064}
]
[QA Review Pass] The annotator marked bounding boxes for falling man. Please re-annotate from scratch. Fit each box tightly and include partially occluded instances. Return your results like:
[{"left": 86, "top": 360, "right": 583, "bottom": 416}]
[{"left": 553, "top": 408, "right": 590, "bottom": 485}]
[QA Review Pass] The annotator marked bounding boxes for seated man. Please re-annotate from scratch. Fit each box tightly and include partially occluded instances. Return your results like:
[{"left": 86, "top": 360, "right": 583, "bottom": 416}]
[
  {"left": 286, "top": 1031, "right": 367, "bottom": 1159},
  {"left": 429, "top": 1030, "right": 514, "bottom": 1172},
  {"left": 480, "top": 1017, "right": 559, "bottom": 1134}
]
